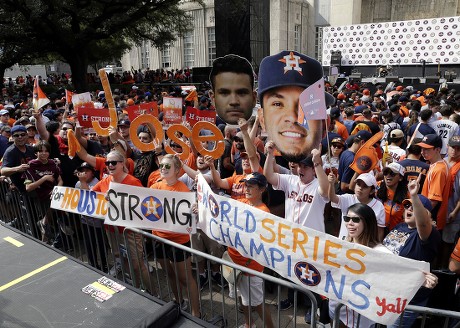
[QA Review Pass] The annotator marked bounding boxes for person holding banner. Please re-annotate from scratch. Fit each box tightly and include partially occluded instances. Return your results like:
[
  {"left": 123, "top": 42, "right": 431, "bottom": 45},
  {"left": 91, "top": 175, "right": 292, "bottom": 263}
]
[
  {"left": 329, "top": 203, "right": 391, "bottom": 328},
  {"left": 383, "top": 175, "right": 441, "bottom": 328},
  {"left": 91, "top": 150, "right": 153, "bottom": 293},
  {"left": 228, "top": 172, "right": 274, "bottom": 328},
  {"left": 150, "top": 154, "right": 201, "bottom": 318}
]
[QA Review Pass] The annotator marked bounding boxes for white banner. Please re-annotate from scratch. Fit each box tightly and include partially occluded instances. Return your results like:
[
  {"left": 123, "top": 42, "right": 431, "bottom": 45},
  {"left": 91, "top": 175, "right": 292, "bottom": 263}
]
[
  {"left": 196, "top": 174, "right": 429, "bottom": 325},
  {"left": 106, "top": 182, "right": 196, "bottom": 233},
  {"left": 50, "top": 186, "right": 107, "bottom": 219}
]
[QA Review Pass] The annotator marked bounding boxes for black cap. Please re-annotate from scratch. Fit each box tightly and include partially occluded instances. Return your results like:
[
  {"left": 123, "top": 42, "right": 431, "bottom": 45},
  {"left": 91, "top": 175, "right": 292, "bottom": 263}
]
[
  {"left": 118, "top": 119, "right": 131, "bottom": 127},
  {"left": 298, "top": 155, "right": 314, "bottom": 167},
  {"left": 77, "top": 162, "right": 95, "bottom": 172},
  {"left": 241, "top": 172, "right": 268, "bottom": 187}
]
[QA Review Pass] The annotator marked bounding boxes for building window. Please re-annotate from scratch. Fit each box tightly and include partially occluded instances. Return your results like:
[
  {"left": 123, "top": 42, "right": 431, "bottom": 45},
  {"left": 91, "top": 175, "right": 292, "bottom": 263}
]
[
  {"left": 294, "top": 25, "right": 301, "bottom": 52},
  {"left": 183, "top": 32, "right": 194, "bottom": 68},
  {"left": 208, "top": 27, "right": 216, "bottom": 66},
  {"left": 161, "top": 46, "right": 171, "bottom": 68},
  {"left": 315, "top": 26, "right": 324, "bottom": 62}
]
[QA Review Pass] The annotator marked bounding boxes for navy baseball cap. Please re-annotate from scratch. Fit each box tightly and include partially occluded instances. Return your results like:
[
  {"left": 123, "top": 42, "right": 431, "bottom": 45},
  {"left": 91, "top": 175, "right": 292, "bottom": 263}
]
[
  {"left": 241, "top": 172, "right": 268, "bottom": 187},
  {"left": 402, "top": 194, "right": 432, "bottom": 212},
  {"left": 118, "top": 119, "right": 131, "bottom": 127},
  {"left": 258, "top": 50, "right": 335, "bottom": 106},
  {"left": 298, "top": 155, "right": 314, "bottom": 167},
  {"left": 417, "top": 134, "right": 442, "bottom": 149},
  {"left": 355, "top": 130, "right": 372, "bottom": 142},
  {"left": 11, "top": 125, "right": 27, "bottom": 134}
]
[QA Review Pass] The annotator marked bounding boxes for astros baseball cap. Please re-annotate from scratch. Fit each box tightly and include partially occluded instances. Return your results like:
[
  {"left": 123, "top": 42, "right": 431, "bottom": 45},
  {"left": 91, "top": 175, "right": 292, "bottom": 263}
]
[
  {"left": 241, "top": 172, "right": 268, "bottom": 187},
  {"left": 449, "top": 135, "right": 460, "bottom": 147},
  {"left": 77, "top": 162, "right": 95, "bottom": 172},
  {"left": 356, "top": 172, "right": 377, "bottom": 188},
  {"left": 402, "top": 194, "right": 433, "bottom": 212},
  {"left": 257, "top": 50, "right": 335, "bottom": 106},
  {"left": 118, "top": 119, "right": 131, "bottom": 127},
  {"left": 417, "top": 134, "right": 442, "bottom": 149}
]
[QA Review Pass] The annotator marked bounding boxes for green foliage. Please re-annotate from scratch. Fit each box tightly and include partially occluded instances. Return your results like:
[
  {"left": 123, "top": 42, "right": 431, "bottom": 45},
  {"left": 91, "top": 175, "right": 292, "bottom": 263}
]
[{"left": 0, "top": 0, "right": 194, "bottom": 91}]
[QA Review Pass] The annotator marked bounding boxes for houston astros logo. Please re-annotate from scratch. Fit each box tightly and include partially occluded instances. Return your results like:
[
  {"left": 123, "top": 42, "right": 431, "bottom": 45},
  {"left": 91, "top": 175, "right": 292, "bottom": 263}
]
[
  {"left": 355, "top": 155, "right": 372, "bottom": 171},
  {"left": 208, "top": 195, "right": 219, "bottom": 218},
  {"left": 294, "top": 261, "right": 321, "bottom": 286},
  {"left": 279, "top": 51, "right": 306, "bottom": 75},
  {"left": 141, "top": 196, "right": 163, "bottom": 221}
]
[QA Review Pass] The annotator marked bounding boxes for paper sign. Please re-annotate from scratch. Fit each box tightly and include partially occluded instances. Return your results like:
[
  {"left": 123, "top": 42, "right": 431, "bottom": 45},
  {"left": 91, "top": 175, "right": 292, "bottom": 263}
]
[
  {"left": 50, "top": 186, "right": 107, "bottom": 219},
  {"left": 76, "top": 107, "right": 111, "bottom": 129},
  {"left": 196, "top": 174, "right": 428, "bottom": 326},
  {"left": 126, "top": 102, "right": 158, "bottom": 121},
  {"left": 299, "top": 78, "right": 327, "bottom": 121},
  {"left": 185, "top": 106, "right": 216, "bottom": 126},
  {"left": 163, "top": 97, "right": 183, "bottom": 126},
  {"left": 106, "top": 182, "right": 196, "bottom": 233}
]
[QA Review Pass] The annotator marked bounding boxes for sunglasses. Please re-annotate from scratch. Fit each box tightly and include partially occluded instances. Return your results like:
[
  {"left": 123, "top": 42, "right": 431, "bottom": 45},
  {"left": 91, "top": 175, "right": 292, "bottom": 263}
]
[
  {"left": 12, "top": 133, "right": 27, "bottom": 138},
  {"left": 233, "top": 137, "right": 243, "bottom": 142},
  {"left": 159, "top": 163, "right": 172, "bottom": 170},
  {"left": 404, "top": 203, "right": 413, "bottom": 210},
  {"left": 343, "top": 216, "right": 362, "bottom": 223},
  {"left": 61, "top": 127, "right": 73, "bottom": 131},
  {"left": 105, "top": 160, "right": 121, "bottom": 167},
  {"left": 383, "top": 170, "right": 397, "bottom": 177},
  {"left": 332, "top": 144, "right": 344, "bottom": 149}
]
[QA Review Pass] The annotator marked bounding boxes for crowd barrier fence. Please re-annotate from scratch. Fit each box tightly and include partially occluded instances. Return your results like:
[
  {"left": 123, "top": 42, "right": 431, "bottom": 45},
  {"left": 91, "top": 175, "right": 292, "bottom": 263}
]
[{"left": 1, "top": 179, "right": 460, "bottom": 327}]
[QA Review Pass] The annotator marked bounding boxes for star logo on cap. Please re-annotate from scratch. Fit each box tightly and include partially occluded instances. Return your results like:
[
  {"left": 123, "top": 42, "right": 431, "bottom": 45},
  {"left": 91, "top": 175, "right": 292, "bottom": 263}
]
[
  {"left": 245, "top": 173, "right": 255, "bottom": 180},
  {"left": 422, "top": 136, "right": 428, "bottom": 142},
  {"left": 279, "top": 51, "right": 306, "bottom": 76}
]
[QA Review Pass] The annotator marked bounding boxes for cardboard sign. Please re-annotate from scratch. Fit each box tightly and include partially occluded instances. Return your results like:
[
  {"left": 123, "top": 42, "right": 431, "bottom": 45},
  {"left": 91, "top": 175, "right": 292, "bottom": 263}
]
[
  {"left": 163, "top": 97, "right": 183, "bottom": 126},
  {"left": 196, "top": 174, "right": 428, "bottom": 326},
  {"left": 126, "top": 102, "right": 158, "bottom": 121},
  {"left": 185, "top": 106, "right": 216, "bottom": 126},
  {"left": 299, "top": 78, "right": 327, "bottom": 121},
  {"left": 76, "top": 107, "right": 111, "bottom": 129},
  {"left": 106, "top": 182, "right": 196, "bottom": 233}
]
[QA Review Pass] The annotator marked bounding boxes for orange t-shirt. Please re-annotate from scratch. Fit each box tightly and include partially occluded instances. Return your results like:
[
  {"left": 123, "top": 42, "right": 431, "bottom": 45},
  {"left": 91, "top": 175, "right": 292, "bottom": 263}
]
[
  {"left": 377, "top": 181, "right": 406, "bottom": 230},
  {"left": 224, "top": 167, "right": 263, "bottom": 200},
  {"left": 147, "top": 169, "right": 161, "bottom": 187},
  {"left": 451, "top": 239, "right": 460, "bottom": 262},
  {"left": 335, "top": 121, "right": 349, "bottom": 140},
  {"left": 227, "top": 199, "right": 269, "bottom": 273},
  {"left": 422, "top": 160, "right": 451, "bottom": 230},
  {"left": 150, "top": 179, "right": 191, "bottom": 244},
  {"left": 95, "top": 156, "right": 134, "bottom": 180},
  {"left": 92, "top": 174, "right": 142, "bottom": 233}
]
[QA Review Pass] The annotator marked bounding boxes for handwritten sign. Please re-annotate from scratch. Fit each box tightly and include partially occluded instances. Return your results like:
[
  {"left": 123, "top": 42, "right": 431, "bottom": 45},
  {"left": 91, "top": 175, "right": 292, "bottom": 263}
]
[
  {"left": 50, "top": 186, "right": 107, "bottom": 219},
  {"left": 185, "top": 106, "right": 216, "bottom": 126},
  {"left": 196, "top": 174, "right": 428, "bottom": 326},
  {"left": 106, "top": 182, "right": 196, "bottom": 233}
]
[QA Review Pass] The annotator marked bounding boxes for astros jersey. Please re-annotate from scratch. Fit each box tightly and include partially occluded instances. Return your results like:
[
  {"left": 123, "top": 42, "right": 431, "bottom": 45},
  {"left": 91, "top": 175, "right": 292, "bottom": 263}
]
[
  {"left": 274, "top": 174, "right": 327, "bottom": 232},
  {"left": 429, "top": 119, "right": 459, "bottom": 155}
]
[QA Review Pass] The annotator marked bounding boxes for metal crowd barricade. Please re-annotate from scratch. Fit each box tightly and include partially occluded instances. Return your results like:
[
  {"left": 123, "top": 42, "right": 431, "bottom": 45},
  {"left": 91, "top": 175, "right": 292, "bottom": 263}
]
[
  {"left": 121, "top": 227, "right": 321, "bottom": 328},
  {"left": 333, "top": 302, "right": 460, "bottom": 328}
]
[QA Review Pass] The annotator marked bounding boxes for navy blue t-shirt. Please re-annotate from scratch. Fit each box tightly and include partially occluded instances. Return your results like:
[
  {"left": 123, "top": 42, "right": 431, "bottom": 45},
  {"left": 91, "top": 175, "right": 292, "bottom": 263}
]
[
  {"left": 407, "top": 123, "right": 436, "bottom": 139},
  {"left": 338, "top": 149, "right": 355, "bottom": 191},
  {"left": 399, "top": 158, "right": 430, "bottom": 190}
]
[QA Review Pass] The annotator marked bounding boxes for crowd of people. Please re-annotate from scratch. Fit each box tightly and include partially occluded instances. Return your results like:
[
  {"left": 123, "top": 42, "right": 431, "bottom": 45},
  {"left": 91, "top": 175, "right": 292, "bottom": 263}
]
[{"left": 1, "top": 51, "right": 460, "bottom": 328}]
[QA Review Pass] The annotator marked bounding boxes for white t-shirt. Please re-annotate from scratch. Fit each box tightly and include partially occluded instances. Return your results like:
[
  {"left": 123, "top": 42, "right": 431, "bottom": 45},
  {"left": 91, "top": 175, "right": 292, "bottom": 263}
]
[
  {"left": 331, "top": 194, "right": 386, "bottom": 240},
  {"left": 429, "top": 119, "right": 460, "bottom": 155},
  {"left": 387, "top": 144, "right": 406, "bottom": 162},
  {"left": 274, "top": 174, "right": 327, "bottom": 232}
]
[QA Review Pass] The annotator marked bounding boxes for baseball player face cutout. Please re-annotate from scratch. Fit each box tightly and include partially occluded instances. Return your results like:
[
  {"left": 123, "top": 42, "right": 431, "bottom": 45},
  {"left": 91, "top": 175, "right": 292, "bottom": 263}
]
[
  {"left": 259, "top": 86, "right": 322, "bottom": 163},
  {"left": 257, "top": 51, "right": 329, "bottom": 163},
  {"left": 210, "top": 72, "right": 256, "bottom": 125}
]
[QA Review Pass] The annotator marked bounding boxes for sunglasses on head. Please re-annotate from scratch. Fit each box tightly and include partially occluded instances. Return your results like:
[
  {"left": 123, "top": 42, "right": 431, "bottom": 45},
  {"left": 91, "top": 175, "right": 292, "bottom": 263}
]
[
  {"left": 159, "top": 163, "right": 172, "bottom": 170},
  {"left": 105, "top": 160, "right": 121, "bottom": 167},
  {"left": 12, "top": 133, "right": 26, "bottom": 138},
  {"left": 343, "top": 216, "right": 362, "bottom": 223},
  {"left": 383, "top": 170, "right": 397, "bottom": 177}
]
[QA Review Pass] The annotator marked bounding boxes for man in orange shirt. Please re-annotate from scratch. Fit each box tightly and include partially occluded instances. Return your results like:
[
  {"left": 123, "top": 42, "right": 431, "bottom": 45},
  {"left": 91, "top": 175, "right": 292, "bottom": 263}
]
[{"left": 418, "top": 134, "right": 451, "bottom": 232}]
